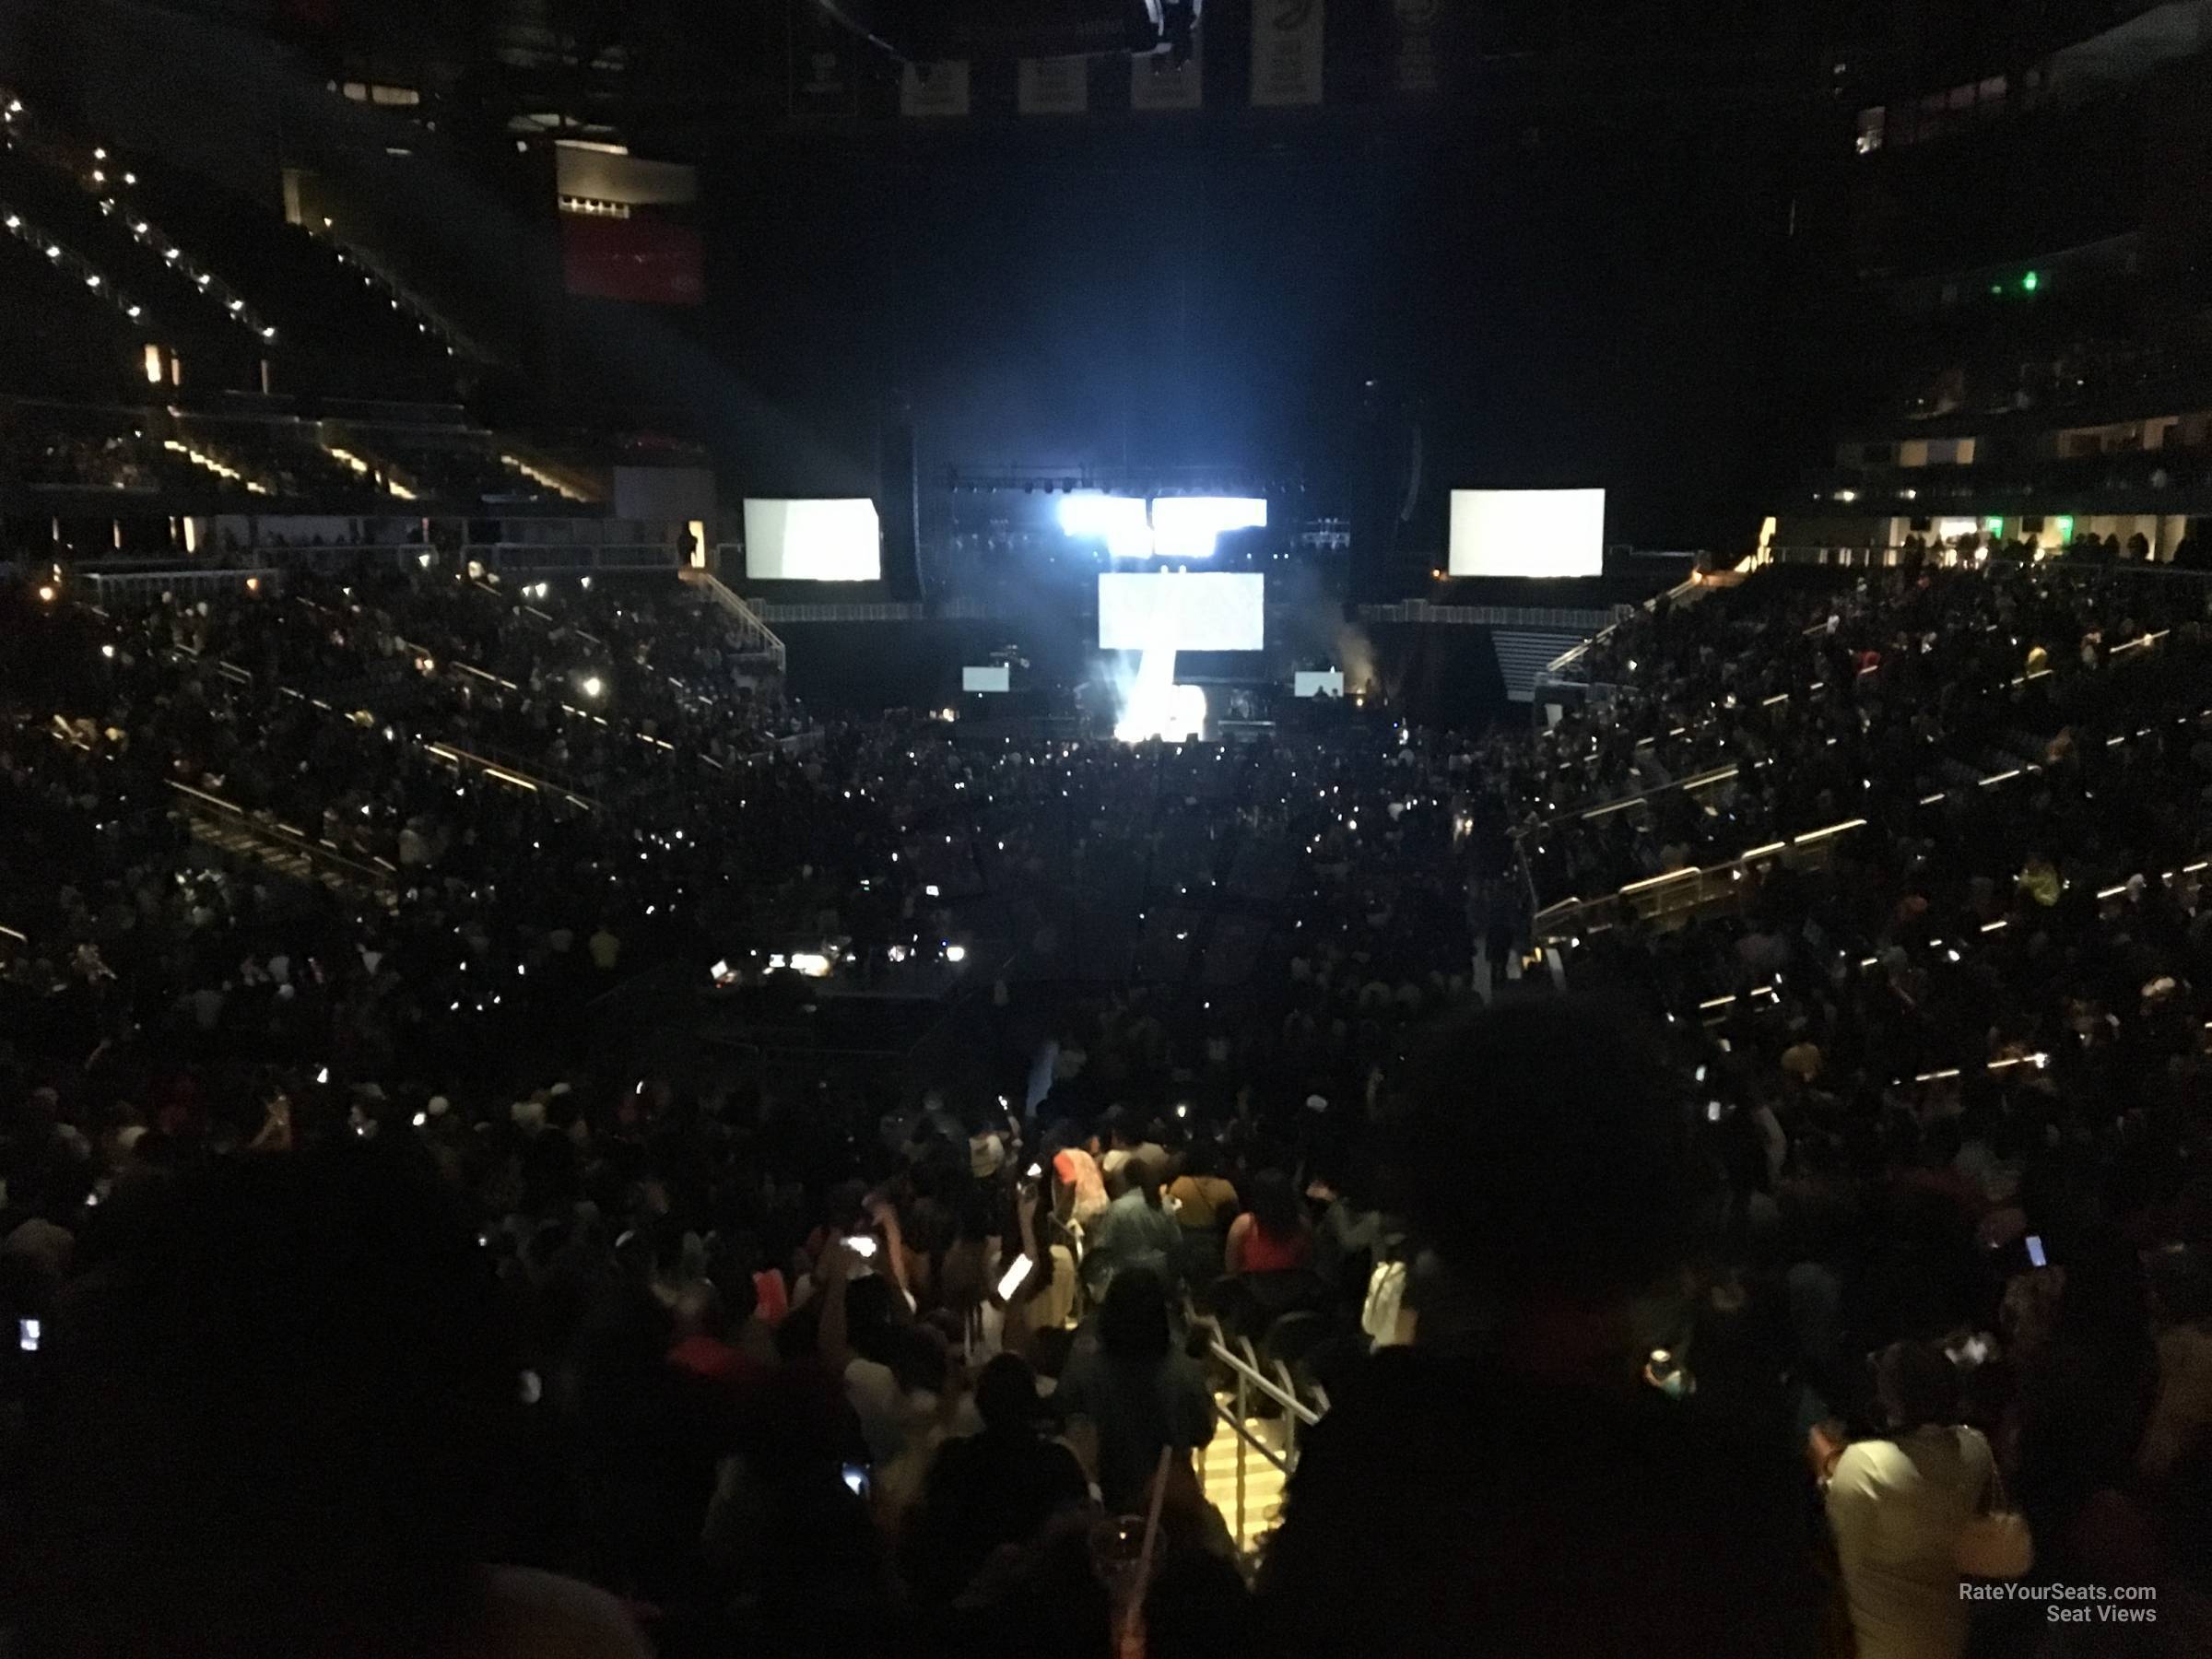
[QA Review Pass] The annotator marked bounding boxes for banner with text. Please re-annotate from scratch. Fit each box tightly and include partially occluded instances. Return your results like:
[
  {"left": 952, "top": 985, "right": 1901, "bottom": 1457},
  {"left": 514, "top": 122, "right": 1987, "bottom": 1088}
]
[
  {"left": 1018, "top": 55, "right": 1089, "bottom": 114},
  {"left": 788, "top": 0, "right": 859, "bottom": 116},
  {"left": 1392, "top": 0, "right": 1441, "bottom": 95},
  {"left": 900, "top": 60, "right": 971, "bottom": 117},
  {"left": 1131, "top": 41, "right": 1203, "bottom": 112},
  {"left": 1251, "top": 0, "right": 1324, "bottom": 106}
]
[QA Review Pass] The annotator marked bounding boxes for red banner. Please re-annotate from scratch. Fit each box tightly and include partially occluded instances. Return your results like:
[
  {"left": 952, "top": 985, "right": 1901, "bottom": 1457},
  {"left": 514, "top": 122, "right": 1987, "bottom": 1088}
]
[{"left": 560, "top": 216, "right": 704, "bottom": 306}]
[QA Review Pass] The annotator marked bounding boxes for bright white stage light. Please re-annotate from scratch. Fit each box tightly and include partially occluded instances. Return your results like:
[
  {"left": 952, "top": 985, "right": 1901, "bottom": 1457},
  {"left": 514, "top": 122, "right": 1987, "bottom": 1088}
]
[
  {"left": 1149, "top": 496, "right": 1265, "bottom": 560},
  {"left": 1057, "top": 493, "right": 1152, "bottom": 559},
  {"left": 1058, "top": 494, "right": 1266, "bottom": 560}
]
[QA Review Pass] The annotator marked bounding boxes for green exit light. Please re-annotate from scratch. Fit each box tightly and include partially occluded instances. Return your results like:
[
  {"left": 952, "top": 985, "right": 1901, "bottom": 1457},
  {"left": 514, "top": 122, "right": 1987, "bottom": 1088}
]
[
  {"left": 2021, "top": 271, "right": 2041, "bottom": 293},
  {"left": 1984, "top": 517, "right": 2006, "bottom": 536},
  {"left": 2054, "top": 514, "right": 2076, "bottom": 542}
]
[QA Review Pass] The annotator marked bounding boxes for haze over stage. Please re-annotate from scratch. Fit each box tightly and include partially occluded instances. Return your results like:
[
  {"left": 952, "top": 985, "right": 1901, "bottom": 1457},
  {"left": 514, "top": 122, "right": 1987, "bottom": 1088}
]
[
  {"left": 742, "top": 498, "right": 883, "bottom": 581},
  {"left": 1448, "top": 488, "right": 1606, "bottom": 578}
]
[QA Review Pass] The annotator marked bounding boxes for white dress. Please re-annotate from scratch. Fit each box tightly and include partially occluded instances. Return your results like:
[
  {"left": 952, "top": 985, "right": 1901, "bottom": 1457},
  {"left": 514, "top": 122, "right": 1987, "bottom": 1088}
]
[{"left": 1825, "top": 1425, "right": 1995, "bottom": 1659}]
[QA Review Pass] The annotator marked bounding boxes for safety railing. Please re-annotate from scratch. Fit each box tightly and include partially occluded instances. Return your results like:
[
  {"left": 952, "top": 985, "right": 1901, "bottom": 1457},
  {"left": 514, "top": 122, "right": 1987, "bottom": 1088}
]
[
  {"left": 166, "top": 780, "right": 397, "bottom": 895},
  {"left": 679, "top": 567, "right": 787, "bottom": 670},
  {"left": 1518, "top": 760, "right": 1745, "bottom": 839},
  {"left": 79, "top": 567, "right": 281, "bottom": 606},
  {"left": 752, "top": 599, "right": 932, "bottom": 623},
  {"left": 471, "top": 543, "right": 683, "bottom": 575},
  {"left": 1530, "top": 817, "right": 1865, "bottom": 942},
  {"left": 1355, "top": 600, "right": 1625, "bottom": 629},
  {"left": 751, "top": 599, "right": 1000, "bottom": 622},
  {"left": 418, "top": 741, "right": 598, "bottom": 811},
  {"left": 254, "top": 543, "right": 437, "bottom": 570},
  {"left": 1762, "top": 546, "right": 2212, "bottom": 580},
  {"left": 1544, "top": 575, "right": 1707, "bottom": 677},
  {"left": 1190, "top": 1312, "right": 1326, "bottom": 1557}
]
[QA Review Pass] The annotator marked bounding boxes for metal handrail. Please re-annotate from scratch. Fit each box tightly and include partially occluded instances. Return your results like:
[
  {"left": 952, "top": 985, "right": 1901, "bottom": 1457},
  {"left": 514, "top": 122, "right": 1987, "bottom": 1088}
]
[
  {"left": 1355, "top": 600, "right": 1624, "bottom": 629},
  {"left": 419, "top": 741, "right": 597, "bottom": 810},
  {"left": 1762, "top": 546, "right": 2212, "bottom": 579},
  {"left": 166, "top": 780, "right": 397, "bottom": 891},
  {"left": 1202, "top": 1324, "right": 1323, "bottom": 1427},
  {"left": 1187, "top": 1310, "right": 1327, "bottom": 1554},
  {"left": 472, "top": 543, "right": 682, "bottom": 573},
  {"left": 1529, "top": 818, "right": 1866, "bottom": 941},
  {"left": 679, "top": 566, "right": 787, "bottom": 669},
  {"left": 81, "top": 567, "right": 281, "bottom": 605}
]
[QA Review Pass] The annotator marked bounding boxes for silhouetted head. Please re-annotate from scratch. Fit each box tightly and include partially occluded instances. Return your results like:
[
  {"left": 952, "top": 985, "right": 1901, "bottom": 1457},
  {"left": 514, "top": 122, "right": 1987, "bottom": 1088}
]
[{"left": 23, "top": 1142, "right": 518, "bottom": 1659}]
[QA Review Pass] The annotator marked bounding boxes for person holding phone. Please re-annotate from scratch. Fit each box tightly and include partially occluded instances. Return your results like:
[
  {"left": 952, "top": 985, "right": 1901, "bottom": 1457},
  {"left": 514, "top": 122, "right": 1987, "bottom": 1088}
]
[{"left": 818, "top": 1233, "right": 968, "bottom": 1465}]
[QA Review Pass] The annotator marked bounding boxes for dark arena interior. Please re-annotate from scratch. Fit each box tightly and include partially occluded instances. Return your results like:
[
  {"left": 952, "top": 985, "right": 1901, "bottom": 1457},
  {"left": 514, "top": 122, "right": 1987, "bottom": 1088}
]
[{"left": 5, "top": 3, "right": 2212, "bottom": 1655}]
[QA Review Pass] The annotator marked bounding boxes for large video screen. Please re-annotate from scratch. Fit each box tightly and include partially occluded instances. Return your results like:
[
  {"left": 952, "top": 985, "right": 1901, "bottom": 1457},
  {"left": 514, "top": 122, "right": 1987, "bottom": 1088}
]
[
  {"left": 1098, "top": 572, "right": 1265, "bottom": 652},
  {"left": 743, "top": 498, "right": 882, "bottom": 581},
  {"left": 1447, "top": 488, "right": 1606, "bottom": 578}
]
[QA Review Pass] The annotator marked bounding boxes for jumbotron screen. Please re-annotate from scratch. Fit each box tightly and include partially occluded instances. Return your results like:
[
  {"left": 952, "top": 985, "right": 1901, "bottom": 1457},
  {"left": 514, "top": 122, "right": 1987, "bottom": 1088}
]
[
  {"left": 1447, "top": 488, "right": 1606, "bottom": 578},
  {"left": 742, "top": 498, "right": 882, "bottom": 582},
  {"left": 1097, "top": 571, "right": 1265, "bottom": 653}
]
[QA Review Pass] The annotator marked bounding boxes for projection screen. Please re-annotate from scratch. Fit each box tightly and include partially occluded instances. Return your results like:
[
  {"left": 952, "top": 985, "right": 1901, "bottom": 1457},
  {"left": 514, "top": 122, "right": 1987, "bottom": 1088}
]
[
  {"left": 1447, "top": 488, "right": 1606, "bottom": 578},
  {"left": 743, "top": 498, "right": 882, "bottom": 581},
  {"left": 1097, "top": 572, "right": 1265, "bottom": 652}
]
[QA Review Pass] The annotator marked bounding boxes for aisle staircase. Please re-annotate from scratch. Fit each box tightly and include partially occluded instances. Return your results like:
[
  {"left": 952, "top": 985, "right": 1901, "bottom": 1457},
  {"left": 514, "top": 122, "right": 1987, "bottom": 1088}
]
[
  {"left": 679, "top": 566, "right": 787, "bottom": 674},
  {"left": 1193, "top": 1320, "right": 1323, "bottom": 1559},
  {"left": 1203, "top": 1398, "right": 1291, "bottom": 1554}
]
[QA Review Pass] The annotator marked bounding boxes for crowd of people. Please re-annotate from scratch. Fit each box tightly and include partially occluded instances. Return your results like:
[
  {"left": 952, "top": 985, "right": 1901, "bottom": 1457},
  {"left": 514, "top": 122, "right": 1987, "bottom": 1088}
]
[
  {"left": 1, "top": 549, "right": 2210, "bottom": 1656},
  {"left": 1515, "top": 556, "right": 2207, "bottom": 903}
]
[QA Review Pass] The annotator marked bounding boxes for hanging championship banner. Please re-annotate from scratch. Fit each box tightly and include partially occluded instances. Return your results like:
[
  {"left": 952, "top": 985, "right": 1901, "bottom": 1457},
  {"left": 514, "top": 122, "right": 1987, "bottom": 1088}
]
[
  {"left": 1251, "top": 0, "right": 1324, "bottom": 106},
  {"left": 1018, "top": 55, "right": 1089, "bottom": 114},
  {"left": 789, "top": 0, "right": 858, "bottom": 117},
  {"left": 561, "top": 217, "right": 705, "bottom": 306},
  {"left": 1393, "top": 0, "right": 1440, "bottom": 95},
  {"left": 1131, "top": 39, "right": 1203, "bottom": 111},
  {"left": 900, "top": 61, "right": 971, "bottom": 117}
]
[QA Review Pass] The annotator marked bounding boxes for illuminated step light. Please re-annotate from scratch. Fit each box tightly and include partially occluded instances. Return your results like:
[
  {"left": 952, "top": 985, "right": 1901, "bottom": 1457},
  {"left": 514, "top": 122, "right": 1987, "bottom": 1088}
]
[
  {"left": 324, "top": 444, "right": 417, "bottom": 500},
  {"left": 498, "top": 453, "right": 589, "bottom": 501}
]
